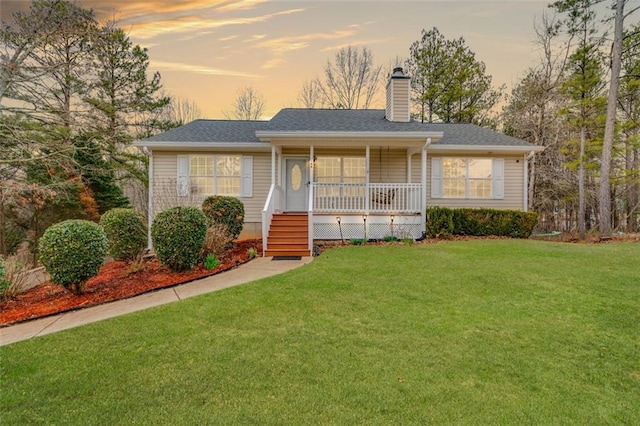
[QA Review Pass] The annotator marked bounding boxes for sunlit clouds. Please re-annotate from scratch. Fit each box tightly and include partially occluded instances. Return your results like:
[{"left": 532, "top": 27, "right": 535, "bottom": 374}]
[
  {"left": 126, "top": 8, "right": 304, "bottom": 40},
  {"left": 152, "top": 60, "right": 262, "bottom": 79},
  {"left": 320, "top": 39, "right": 391, "bottom": 53},
  {"left": 255, "top": 30, "right": 355, "bottom": 53}
]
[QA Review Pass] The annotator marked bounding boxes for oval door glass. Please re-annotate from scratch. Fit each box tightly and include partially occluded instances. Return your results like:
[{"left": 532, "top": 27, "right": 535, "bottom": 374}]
[{"left": 291, "top": 164, "right": 302, "bottom": 191}]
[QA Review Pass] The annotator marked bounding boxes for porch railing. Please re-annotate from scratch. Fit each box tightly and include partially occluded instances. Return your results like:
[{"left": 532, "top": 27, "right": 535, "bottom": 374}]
[
  {"left": 261, "top": 183, "right": 282, "bottom": 255},
  {"left": 313, "top": 183, "right": 422, "bottom": 213}
]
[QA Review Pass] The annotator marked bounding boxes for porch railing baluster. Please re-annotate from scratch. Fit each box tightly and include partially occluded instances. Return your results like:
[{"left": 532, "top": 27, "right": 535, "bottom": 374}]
[{"left": 312, "top": 182, "right": 421, "bottom": 214}]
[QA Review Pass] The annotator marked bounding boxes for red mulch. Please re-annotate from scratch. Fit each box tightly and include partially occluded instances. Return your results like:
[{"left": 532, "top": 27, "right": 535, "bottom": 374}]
[{"left": 0, "top": 239, "right": 262, "bottom": 327}]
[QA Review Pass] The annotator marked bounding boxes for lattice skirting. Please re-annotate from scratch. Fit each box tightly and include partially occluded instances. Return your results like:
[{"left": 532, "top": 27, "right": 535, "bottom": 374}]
[{"left": 313, "top": 222, "right": 422, "bottom": 240}]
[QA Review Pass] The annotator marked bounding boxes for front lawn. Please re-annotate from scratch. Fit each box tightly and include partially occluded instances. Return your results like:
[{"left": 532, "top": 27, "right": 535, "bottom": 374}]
[{"left": 2, "top": 240, "right": 639, "bottom": 424}]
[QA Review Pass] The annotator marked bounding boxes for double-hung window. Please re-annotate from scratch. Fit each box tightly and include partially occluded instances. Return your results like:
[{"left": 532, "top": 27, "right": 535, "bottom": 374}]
[
  {"left": 432, "top": 157, "right": 504, "bottom": 199},
  {"left": 177, "top": 155, "right": 252, "bottom": 197},
  {"left": 315, "top": 157, "right": 365, "bottom": 197}
]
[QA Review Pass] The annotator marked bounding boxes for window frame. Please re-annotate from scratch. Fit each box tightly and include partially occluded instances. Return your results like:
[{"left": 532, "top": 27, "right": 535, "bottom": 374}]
[
  {"left": 433, "top": 157, "right": 503, "bottom": 200},
  {"left": 185, "top": 154, "right": 242, "bottom": 197},
  {"left": 315, "top": 156, "right": 366, "bottom": 197}
]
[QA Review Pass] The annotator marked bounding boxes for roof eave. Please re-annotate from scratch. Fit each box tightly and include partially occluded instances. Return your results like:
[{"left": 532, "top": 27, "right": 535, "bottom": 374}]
[
  {"left": 255, "top": 131, "right": 444, "bottom": 141},
  {"left": 132, "top": 141, "right": 271, "bottom": 151},
  {"left": 429, "top": 144, "right": 545, "bottom": 154}
]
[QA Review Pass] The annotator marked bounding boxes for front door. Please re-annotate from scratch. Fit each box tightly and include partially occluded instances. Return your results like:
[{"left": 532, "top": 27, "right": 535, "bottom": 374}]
[{"left": 285, "top": 158, "right": 308, "bottom": 211}]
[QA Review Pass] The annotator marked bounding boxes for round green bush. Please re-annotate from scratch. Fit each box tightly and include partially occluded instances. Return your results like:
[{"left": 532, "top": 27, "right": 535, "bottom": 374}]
[
  {"left": 151, "top": 206, "right": 208, "bottom": 272},
  {"left": 201, "top": 196, "right": 245, "bottom": 240},
  {"left": 38, "top": 220, "right": 107, "bottom": 294},
  {"left": 100, "top": 208, "right": 147, "bottom": 261}
]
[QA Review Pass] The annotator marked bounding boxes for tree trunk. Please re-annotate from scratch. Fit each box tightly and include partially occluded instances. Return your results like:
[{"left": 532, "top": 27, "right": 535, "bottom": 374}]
[
  {"left": 579, "top": 126, "right": 586, "bottom": 239},
  {"left": 599, "top": 0, "right": 625, "bottom": 237}
]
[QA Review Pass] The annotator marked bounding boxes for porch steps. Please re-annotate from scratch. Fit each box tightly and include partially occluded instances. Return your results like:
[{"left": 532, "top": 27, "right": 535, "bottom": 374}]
[{"left": 265, "top": 213, "right": 310, "bottom": 257}]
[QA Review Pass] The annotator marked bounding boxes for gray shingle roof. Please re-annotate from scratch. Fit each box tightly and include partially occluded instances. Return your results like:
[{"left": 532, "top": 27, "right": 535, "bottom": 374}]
[
  {"left": 427, "top": 123, "right": 534, "bottom": 147},
  {"left": 138, "top": 109, "right": 535, "bottom": 148},
  {"left": 268, "top": 109, "right": 534, "bottom": 147},
  {"left": 141, "top": 119, "right": 267, "bottom": 143},
  {"left": 267, "top": 109, "right": 432, "bottom": 132}
]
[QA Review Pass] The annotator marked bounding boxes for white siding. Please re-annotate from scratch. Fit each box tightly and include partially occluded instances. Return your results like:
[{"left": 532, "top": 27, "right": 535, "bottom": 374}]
[
  {"left": 385, "top": 78, "right": 410, "bottom": 122},
  {"left": 391, "top": 78, "right": 410, "bottom": 122},
  {"left": 369, "top": 148, "right": 407, "bottom": 183},
  {"left": 151, "top": 151, "right": 271, "bottom": 236},
  {"left": 412, "top": 154, "right": 524, "bottom": 210}
]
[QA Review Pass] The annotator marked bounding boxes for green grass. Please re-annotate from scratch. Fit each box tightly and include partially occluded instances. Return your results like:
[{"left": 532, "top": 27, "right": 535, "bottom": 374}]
[{"left": 2, "top": 240, "right": 639, "bottom": 424}]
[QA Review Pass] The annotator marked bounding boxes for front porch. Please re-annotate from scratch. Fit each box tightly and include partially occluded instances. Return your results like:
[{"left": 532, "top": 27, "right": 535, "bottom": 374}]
[
  {"left": 261, "top": 141, "right": 431, "bottom": 256},
  {"left": 262, "top": 137, "right": 431, "bottom": 255},
  {"left": 263, "top": 182, "right": 425, "bottom": 256}
]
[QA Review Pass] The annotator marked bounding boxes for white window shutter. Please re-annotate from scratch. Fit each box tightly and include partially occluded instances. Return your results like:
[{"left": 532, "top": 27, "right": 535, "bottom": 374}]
[
  {"left": 177, "top": 155, "right": 190, "bottom": 196},
  {"left": 431, "top": 157, "right": 443, "bottom": 198},
  {"left": 492, "top": 158, "right": 504, "bottom": 199},
  {"left": 241, "top": 156, "right": 253, "bottom": 197}
]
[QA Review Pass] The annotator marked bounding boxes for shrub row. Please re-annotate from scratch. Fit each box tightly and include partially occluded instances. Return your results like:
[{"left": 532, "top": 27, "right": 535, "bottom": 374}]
[
  {"left": 425, "top": 207, "right": 538, "bottom": 239},
  {"left": 35, "top": 195, "right": 246, "bottom": 296}
]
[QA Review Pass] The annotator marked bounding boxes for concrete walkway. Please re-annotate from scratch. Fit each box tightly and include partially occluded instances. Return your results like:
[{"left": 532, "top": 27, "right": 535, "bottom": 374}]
[{"left": 0, "top": 256, "right": 313, "bottom": 346}]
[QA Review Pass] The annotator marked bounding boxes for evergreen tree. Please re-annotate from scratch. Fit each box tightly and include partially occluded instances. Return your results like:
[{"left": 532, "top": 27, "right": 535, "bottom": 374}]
[
  {"left": 553, "top": 0, "right": 606, "bottom": 239},
  {"left": 406, "top": 27, "right": 502, "bottom": 126}
]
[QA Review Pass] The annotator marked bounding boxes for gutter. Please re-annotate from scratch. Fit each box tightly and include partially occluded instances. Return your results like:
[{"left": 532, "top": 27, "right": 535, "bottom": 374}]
[
  {"left": 428, "top": 144, "right": 545, "bottom": 153},
  {"left": 132, "top": 141, "right": 272, "bottom": 151},
  {"left": 255, "top": 130, "right": 444, "bottom": 141}
]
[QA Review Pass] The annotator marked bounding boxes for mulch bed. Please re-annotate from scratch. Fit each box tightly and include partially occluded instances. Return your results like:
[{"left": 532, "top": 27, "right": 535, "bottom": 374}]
[{"left": 0, "top": 239, "right": 262, "bottom": 327}]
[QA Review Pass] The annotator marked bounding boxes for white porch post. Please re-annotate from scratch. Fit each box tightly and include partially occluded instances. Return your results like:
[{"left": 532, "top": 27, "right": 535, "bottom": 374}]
[
  {"left": 271, "top": 145, "right": 276, "bottom": 186},
  {"left": 407, "top": 152, "right": 412, "bottom": 183},
  {"left": 278, "top": 151, "right": 283, "bottom": 187},
  {"left": 308, "top": 145, "right": 314, "bottom": 251},
  {"left": 365, "top": 145, "right": 370, "bottom": 214},
  {"left": 421, "top": 139, "right": 429, "bottom": 234},
  {"left": 309, "top": 145, "right": 315, "bottom": 203}
]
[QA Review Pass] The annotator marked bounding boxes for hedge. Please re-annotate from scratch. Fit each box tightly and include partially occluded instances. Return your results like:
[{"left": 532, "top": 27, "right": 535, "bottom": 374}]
[
  {"left": 100, "top": 208, "right": 147, "bottom": 261},
  {"left": 425, "top": 207, "right": 538, "bottom": 239}
]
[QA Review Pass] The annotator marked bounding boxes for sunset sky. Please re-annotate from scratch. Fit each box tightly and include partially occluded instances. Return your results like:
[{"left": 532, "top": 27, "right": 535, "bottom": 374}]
[{"left": 1, "top": 1, "right": 622, "bottom": 119}]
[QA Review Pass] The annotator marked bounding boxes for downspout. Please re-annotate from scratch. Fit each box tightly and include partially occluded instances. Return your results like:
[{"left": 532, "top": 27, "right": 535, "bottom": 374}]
[
  {"left": 524, "top": 150, "right": 535, "bottom": 212},
  {"left": 421, "top": 138, "right": 432, "bottom": 236},
  {"left": 143, "top": 146, "right": 153, "bottom": 250}
]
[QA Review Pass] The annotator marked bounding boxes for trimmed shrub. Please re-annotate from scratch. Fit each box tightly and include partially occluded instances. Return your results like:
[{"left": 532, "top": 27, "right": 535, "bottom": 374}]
[
  {"left": 425, "top": 207, "right": 538, "bottom": 239},
  {"left": 203, "top": 223, "right": 234, "bottom": 258},
  {"left": 38, "top": 220, "right": 107, "bottom": 294},
  {"left": 151, "top": 207, "right": 208, "bottom": 272},
  {"left": 100, "top": 208, "right": 147, "bottom": 261},
  {"left": 201, "top": 196, "right": 245, "bottom": 240}
]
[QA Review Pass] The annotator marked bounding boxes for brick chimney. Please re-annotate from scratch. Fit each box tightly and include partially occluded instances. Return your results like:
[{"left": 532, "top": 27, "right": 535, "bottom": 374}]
[{"left": 385, "top": 67, "right": 410, "bottom": 122}]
